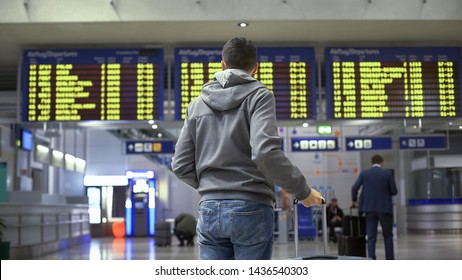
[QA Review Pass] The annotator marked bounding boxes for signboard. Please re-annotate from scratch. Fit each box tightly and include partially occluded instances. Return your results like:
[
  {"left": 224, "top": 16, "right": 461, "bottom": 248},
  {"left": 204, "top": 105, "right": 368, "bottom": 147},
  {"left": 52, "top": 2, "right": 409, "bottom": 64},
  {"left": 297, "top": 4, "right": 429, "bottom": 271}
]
[
  {"left": 174, "top": 47, "right": 317, "bottom": 120},
  {"left": 325, "top": 47, "right": 461, "bottom": 119},
  {"left": 399, "top": 135, "right": 446, "bottom": 150},
  {"left": 21, "top": 48, "right": 164, "bottom": 122},
  {"left": 345, "top": 137, "right": 393, "bottom": 151},
  {"left": 291, "top": 137, "right": 339, "bottom": 152},
  {"left": 126, "top": 141, "right": 174, "bottom": 154}
]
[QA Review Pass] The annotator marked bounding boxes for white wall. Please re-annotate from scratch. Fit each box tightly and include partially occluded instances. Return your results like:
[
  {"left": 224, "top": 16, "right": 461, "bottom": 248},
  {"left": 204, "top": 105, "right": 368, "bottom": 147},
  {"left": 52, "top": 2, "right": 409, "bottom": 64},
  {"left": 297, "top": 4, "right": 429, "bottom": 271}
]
[
  {"left": 168, "top": 173, "right": 201, "bottom": 220},
  {"left": 85, "top": 129, "right": 127, "bottom": 176},
  {"left": 284, "top": 125, "right": 361, "bottom": 208},
  {"left": 86, "top": 128, "right": 200, "bottom": 220}
]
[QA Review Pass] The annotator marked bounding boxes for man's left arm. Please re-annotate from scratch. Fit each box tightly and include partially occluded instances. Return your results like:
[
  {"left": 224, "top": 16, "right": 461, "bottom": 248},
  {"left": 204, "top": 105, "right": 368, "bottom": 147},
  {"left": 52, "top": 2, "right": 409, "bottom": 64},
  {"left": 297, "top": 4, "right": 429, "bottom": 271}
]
[
  {"left": 351, "top": 173, "right": 363, "bottom": 204},
  {"left": 388, "top": 171, "right": 398, "bottom": 196},
  {"left": 171, "top": 116, "right": 199, "bottom": 189}
]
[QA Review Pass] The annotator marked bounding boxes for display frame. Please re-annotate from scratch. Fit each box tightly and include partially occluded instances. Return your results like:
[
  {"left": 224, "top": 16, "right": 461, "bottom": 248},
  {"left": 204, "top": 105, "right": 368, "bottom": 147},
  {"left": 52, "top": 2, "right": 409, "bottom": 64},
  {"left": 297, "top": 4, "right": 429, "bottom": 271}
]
[
  {"left": 174, "top": 46, "right": 318, "bottom": 121},
  {"left": 324, "top": 46, "right": 462, "bottom": 120},
  {"left": 20, "top": 47, "right": 165, "bottom": 122}
]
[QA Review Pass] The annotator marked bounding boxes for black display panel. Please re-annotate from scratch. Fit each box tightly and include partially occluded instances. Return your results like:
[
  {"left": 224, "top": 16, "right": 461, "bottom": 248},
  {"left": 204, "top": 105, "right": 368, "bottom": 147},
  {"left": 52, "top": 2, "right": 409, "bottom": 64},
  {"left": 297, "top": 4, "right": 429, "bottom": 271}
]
[
  {"left": 325, "top": 47, "right": 461, "bottom": 119},
  {"left": 174, "top": 47, "right": 317, "bottom": 120},
  {"left": 21, "top": 48, "right": 164, "bottom": 122}
]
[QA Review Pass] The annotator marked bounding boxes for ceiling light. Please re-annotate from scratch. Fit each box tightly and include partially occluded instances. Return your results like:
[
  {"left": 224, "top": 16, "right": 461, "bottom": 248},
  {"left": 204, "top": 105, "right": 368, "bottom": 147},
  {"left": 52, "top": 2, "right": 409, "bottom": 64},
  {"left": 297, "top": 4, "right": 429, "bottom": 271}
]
[
  {"left": 148, "top": 120, "right": 155, "bottom": 125},
  {"left": 157, "top": 133, "right": 163, "bottom": 138},
  {"left": 238, "top": 22, "right": 249, "bottom": 28},
  {"left": 302, "top": 122, "right": 309, "bottom": 128},
  {"left": 152, "top": 124, "right": 158, "bottom": 129}
]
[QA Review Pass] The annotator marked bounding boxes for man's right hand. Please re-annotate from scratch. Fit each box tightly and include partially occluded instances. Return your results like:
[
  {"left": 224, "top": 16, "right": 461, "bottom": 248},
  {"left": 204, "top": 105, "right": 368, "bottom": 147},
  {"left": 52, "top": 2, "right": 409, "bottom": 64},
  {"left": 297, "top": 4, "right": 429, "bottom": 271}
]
[{"left": 300, "top": 189, "right": 323, "bottom": 207}]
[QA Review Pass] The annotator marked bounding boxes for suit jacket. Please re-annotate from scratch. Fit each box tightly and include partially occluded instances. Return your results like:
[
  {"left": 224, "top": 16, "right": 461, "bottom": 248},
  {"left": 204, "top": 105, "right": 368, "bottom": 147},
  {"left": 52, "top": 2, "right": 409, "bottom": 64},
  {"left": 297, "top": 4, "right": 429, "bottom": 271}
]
[{"left": 351, "top": 166, "right": 398, "bottom": 214}]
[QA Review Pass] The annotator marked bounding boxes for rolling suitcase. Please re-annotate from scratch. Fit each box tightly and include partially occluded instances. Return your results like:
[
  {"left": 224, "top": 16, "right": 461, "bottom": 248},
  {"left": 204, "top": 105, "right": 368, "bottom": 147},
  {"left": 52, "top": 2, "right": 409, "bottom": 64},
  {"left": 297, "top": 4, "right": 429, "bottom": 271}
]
[
  {"left": 337, "top": 208, "right": 367, "bottom": 257},
  {"left": 341, "top": 209, "right": 366, "bottom": 236},
  {"left": 292, "top": 198, "right": 369, "bottom": 260},
  {"left": 154, "top": 222, "right": 172, "bottom": 246}
]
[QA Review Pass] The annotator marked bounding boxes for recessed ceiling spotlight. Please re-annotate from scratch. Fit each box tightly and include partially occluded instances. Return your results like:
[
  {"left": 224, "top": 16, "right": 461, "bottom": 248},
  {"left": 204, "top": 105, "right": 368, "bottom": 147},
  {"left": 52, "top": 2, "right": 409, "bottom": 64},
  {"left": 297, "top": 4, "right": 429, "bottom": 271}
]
[
  {"left": 152, "top": 124, "right": 158, "bottom": 129},
  {"left": 148, "top": 120, "right": 155, "bottom": 125},
  {"left": 302, "top": 122, "right": 309, "bottom": 128},
  {"left": 157, "top": 132, "right": 163, "bottom": 138},
  {"left": 238, "top": 22, "right": 249, "bottom": 28}
]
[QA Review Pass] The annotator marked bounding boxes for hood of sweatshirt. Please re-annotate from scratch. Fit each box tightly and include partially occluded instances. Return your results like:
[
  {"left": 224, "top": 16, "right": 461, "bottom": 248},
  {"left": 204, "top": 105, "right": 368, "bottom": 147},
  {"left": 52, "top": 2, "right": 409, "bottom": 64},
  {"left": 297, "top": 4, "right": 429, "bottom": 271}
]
[{"left": 201, "top": 69, "right": 265, "bottom": 111}]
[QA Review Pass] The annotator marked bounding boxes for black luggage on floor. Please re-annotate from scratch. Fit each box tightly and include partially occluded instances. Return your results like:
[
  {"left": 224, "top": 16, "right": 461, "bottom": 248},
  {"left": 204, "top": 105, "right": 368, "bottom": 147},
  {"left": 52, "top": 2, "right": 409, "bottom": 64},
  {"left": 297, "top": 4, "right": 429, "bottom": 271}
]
[
  {"left": 341, "top": 215, "right": 366, "bottom": 236},
  {"left": 338, "top": 235, "right": 367, "bottom": 257},
  {"left": 337, "top": 208, "right": 367, "bottom": 257},
  {"left": 292, "top": 199, "right": 369, "bottom": 260},
  {"left": 154, "top": 222, "right": 172, "bottom": 246}
]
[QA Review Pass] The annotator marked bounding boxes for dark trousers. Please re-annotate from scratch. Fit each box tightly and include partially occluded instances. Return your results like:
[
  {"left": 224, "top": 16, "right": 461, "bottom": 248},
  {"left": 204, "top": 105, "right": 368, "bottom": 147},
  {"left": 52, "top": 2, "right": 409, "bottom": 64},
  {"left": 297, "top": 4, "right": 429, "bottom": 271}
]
[{"left": 365, "top": 212, "right": 394, "bottom": 260}]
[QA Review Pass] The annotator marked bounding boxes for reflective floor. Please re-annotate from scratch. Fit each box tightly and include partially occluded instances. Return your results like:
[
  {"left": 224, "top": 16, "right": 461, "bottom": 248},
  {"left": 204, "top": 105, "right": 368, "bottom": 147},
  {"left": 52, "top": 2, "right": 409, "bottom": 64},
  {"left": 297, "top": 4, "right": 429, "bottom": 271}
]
[{"left": 32, "top": 233, "right": 462, "bottom": 260}]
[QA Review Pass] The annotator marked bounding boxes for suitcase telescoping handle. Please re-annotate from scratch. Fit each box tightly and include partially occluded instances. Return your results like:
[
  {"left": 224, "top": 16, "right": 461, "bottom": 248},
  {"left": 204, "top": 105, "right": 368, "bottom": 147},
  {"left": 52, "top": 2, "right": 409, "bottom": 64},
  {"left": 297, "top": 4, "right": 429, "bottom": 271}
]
[
  {"left": 348, "top": 206, "right": 362, "bottom": 237},
  {"left": 293, "top": 198, "right": 299, "bottom": 258},
  {"left": 321, "top": 198, "right": 328, "bottom": 255},
  {"left": 293, "top": 198, "right": 327, "bottom": 258}
]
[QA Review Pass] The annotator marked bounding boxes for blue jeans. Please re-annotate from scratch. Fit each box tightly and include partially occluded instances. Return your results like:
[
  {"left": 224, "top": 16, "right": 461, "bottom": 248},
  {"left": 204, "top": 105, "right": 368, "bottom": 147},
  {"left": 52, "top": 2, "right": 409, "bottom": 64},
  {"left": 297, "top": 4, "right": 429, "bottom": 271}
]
[{"left": 197, "top": 200, "right": 274, "bottom": 260}]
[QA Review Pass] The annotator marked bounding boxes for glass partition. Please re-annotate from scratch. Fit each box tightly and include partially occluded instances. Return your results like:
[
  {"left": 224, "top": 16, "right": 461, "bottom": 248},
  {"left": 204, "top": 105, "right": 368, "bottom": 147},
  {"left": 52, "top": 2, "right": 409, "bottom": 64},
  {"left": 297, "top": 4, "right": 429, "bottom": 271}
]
[{"left": 408, "top": 167, "right": 462, "bottom": 202}]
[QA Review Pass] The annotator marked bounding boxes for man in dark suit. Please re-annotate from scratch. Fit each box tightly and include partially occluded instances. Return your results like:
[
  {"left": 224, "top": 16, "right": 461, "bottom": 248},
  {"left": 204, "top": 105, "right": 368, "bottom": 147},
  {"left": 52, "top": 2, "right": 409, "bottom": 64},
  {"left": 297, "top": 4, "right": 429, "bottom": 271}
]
[{"left": 351, "top": 154, "right": 398, "bottom": 260}]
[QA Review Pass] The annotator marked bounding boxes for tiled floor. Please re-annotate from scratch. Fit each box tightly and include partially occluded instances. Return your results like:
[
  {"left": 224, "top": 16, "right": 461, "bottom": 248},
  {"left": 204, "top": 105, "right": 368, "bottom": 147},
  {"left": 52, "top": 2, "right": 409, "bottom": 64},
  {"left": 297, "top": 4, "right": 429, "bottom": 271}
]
[{"left": 32, "top": 233, "right": 462, "bottom": 260}]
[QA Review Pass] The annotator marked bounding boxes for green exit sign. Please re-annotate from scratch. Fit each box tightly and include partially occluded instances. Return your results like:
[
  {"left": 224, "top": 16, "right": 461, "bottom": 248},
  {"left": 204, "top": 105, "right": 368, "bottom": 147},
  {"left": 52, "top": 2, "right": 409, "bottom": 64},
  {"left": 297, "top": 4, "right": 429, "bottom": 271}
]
[{"left": 317, "top": 125, "right": 332, "bottom": 135}]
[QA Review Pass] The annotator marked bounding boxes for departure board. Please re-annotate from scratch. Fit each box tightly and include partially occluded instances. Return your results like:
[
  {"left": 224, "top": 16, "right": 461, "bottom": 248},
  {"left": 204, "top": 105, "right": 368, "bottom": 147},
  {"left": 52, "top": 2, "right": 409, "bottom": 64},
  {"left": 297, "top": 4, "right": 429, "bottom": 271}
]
[
  {"left": 21, "top": 48, "right": 164, "bottom": 122},
  {"left": 325, "top": 47, "right": 461, "bottom": 119},
  {"left": 174, "top": 47, "right": 316, "bottom": 120}
]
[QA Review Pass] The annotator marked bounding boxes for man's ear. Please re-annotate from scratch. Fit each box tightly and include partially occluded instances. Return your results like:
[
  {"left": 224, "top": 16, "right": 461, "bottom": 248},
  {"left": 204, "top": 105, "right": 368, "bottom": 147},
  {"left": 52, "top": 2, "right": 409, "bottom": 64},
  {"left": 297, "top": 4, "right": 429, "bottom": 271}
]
[
  {"left": 221, "top": 61, "right": 227, "bottom": 70},
  {"left": 251, "top": 63, "right": 259, "bottom": 75}
]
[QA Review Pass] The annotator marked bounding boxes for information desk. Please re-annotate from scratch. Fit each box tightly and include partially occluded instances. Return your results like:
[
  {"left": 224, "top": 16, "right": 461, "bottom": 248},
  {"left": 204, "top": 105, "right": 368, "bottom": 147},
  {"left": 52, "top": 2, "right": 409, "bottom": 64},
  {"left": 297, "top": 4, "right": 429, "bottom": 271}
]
[
  {"left": 174, "top": 47, "right": 317, "bottom": 120},
  {"left": 407, "top": 199, "right": 462, "bottom": 233},
  {"left": 325, "top": 47, "right": 461, "bottom": 119},
  {"left": 21, "top": 48, "right": 164, "bottom": 122}
]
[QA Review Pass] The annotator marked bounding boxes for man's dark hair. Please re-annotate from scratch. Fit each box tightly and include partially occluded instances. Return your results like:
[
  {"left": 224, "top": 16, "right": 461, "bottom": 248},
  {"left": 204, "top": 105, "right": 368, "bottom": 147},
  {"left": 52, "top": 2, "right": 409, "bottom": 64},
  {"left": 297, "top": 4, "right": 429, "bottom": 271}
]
[
  {"left": 222, "top": 37, "right": 257, "bottom": 72},
  {"left": 371, "top": 154, "right": 384, "bottom": 165}
]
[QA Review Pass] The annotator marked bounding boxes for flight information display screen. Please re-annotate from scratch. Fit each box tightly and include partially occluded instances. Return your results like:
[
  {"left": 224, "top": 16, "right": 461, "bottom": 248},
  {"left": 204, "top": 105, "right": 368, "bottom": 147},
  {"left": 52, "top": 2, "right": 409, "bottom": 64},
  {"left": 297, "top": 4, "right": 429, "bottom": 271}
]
[
  {"left": 21, "top": 48, "right": 164, "bottom": 122},
  {"left": 174, "top": 47, "right": 317, "bottom": 120},
  {"left": 325, "top": 47, "right": 461, "bottom": 119}
]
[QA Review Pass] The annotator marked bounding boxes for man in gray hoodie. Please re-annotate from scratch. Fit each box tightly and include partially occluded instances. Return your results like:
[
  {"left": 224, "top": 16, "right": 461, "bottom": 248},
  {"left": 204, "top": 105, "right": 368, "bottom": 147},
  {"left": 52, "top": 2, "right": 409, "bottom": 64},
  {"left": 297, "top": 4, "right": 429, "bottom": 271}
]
[{"left": 172, "top": 37, "right": 323, "bottom": 260}]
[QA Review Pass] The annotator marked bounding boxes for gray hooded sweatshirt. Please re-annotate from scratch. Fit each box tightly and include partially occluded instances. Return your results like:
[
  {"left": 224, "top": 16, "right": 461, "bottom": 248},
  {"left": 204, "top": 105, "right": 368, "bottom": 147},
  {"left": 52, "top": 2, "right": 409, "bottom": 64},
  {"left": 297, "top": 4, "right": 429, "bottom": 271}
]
[{"left": 172, "top": 68, "right": 312, "bottom": 207}]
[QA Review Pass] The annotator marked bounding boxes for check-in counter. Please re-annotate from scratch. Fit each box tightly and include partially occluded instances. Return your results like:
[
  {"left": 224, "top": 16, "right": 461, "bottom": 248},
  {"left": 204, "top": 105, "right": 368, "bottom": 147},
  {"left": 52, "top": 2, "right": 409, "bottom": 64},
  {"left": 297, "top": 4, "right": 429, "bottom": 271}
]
[
  {"left": 407, "top": 199, "right": 462, "bottom": 233},
  {"left": 408, "top": 156, "right": 462, "bottom": 233},
  {"left": 0, "top": 202, "right": 90, "bottom": 259}
]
